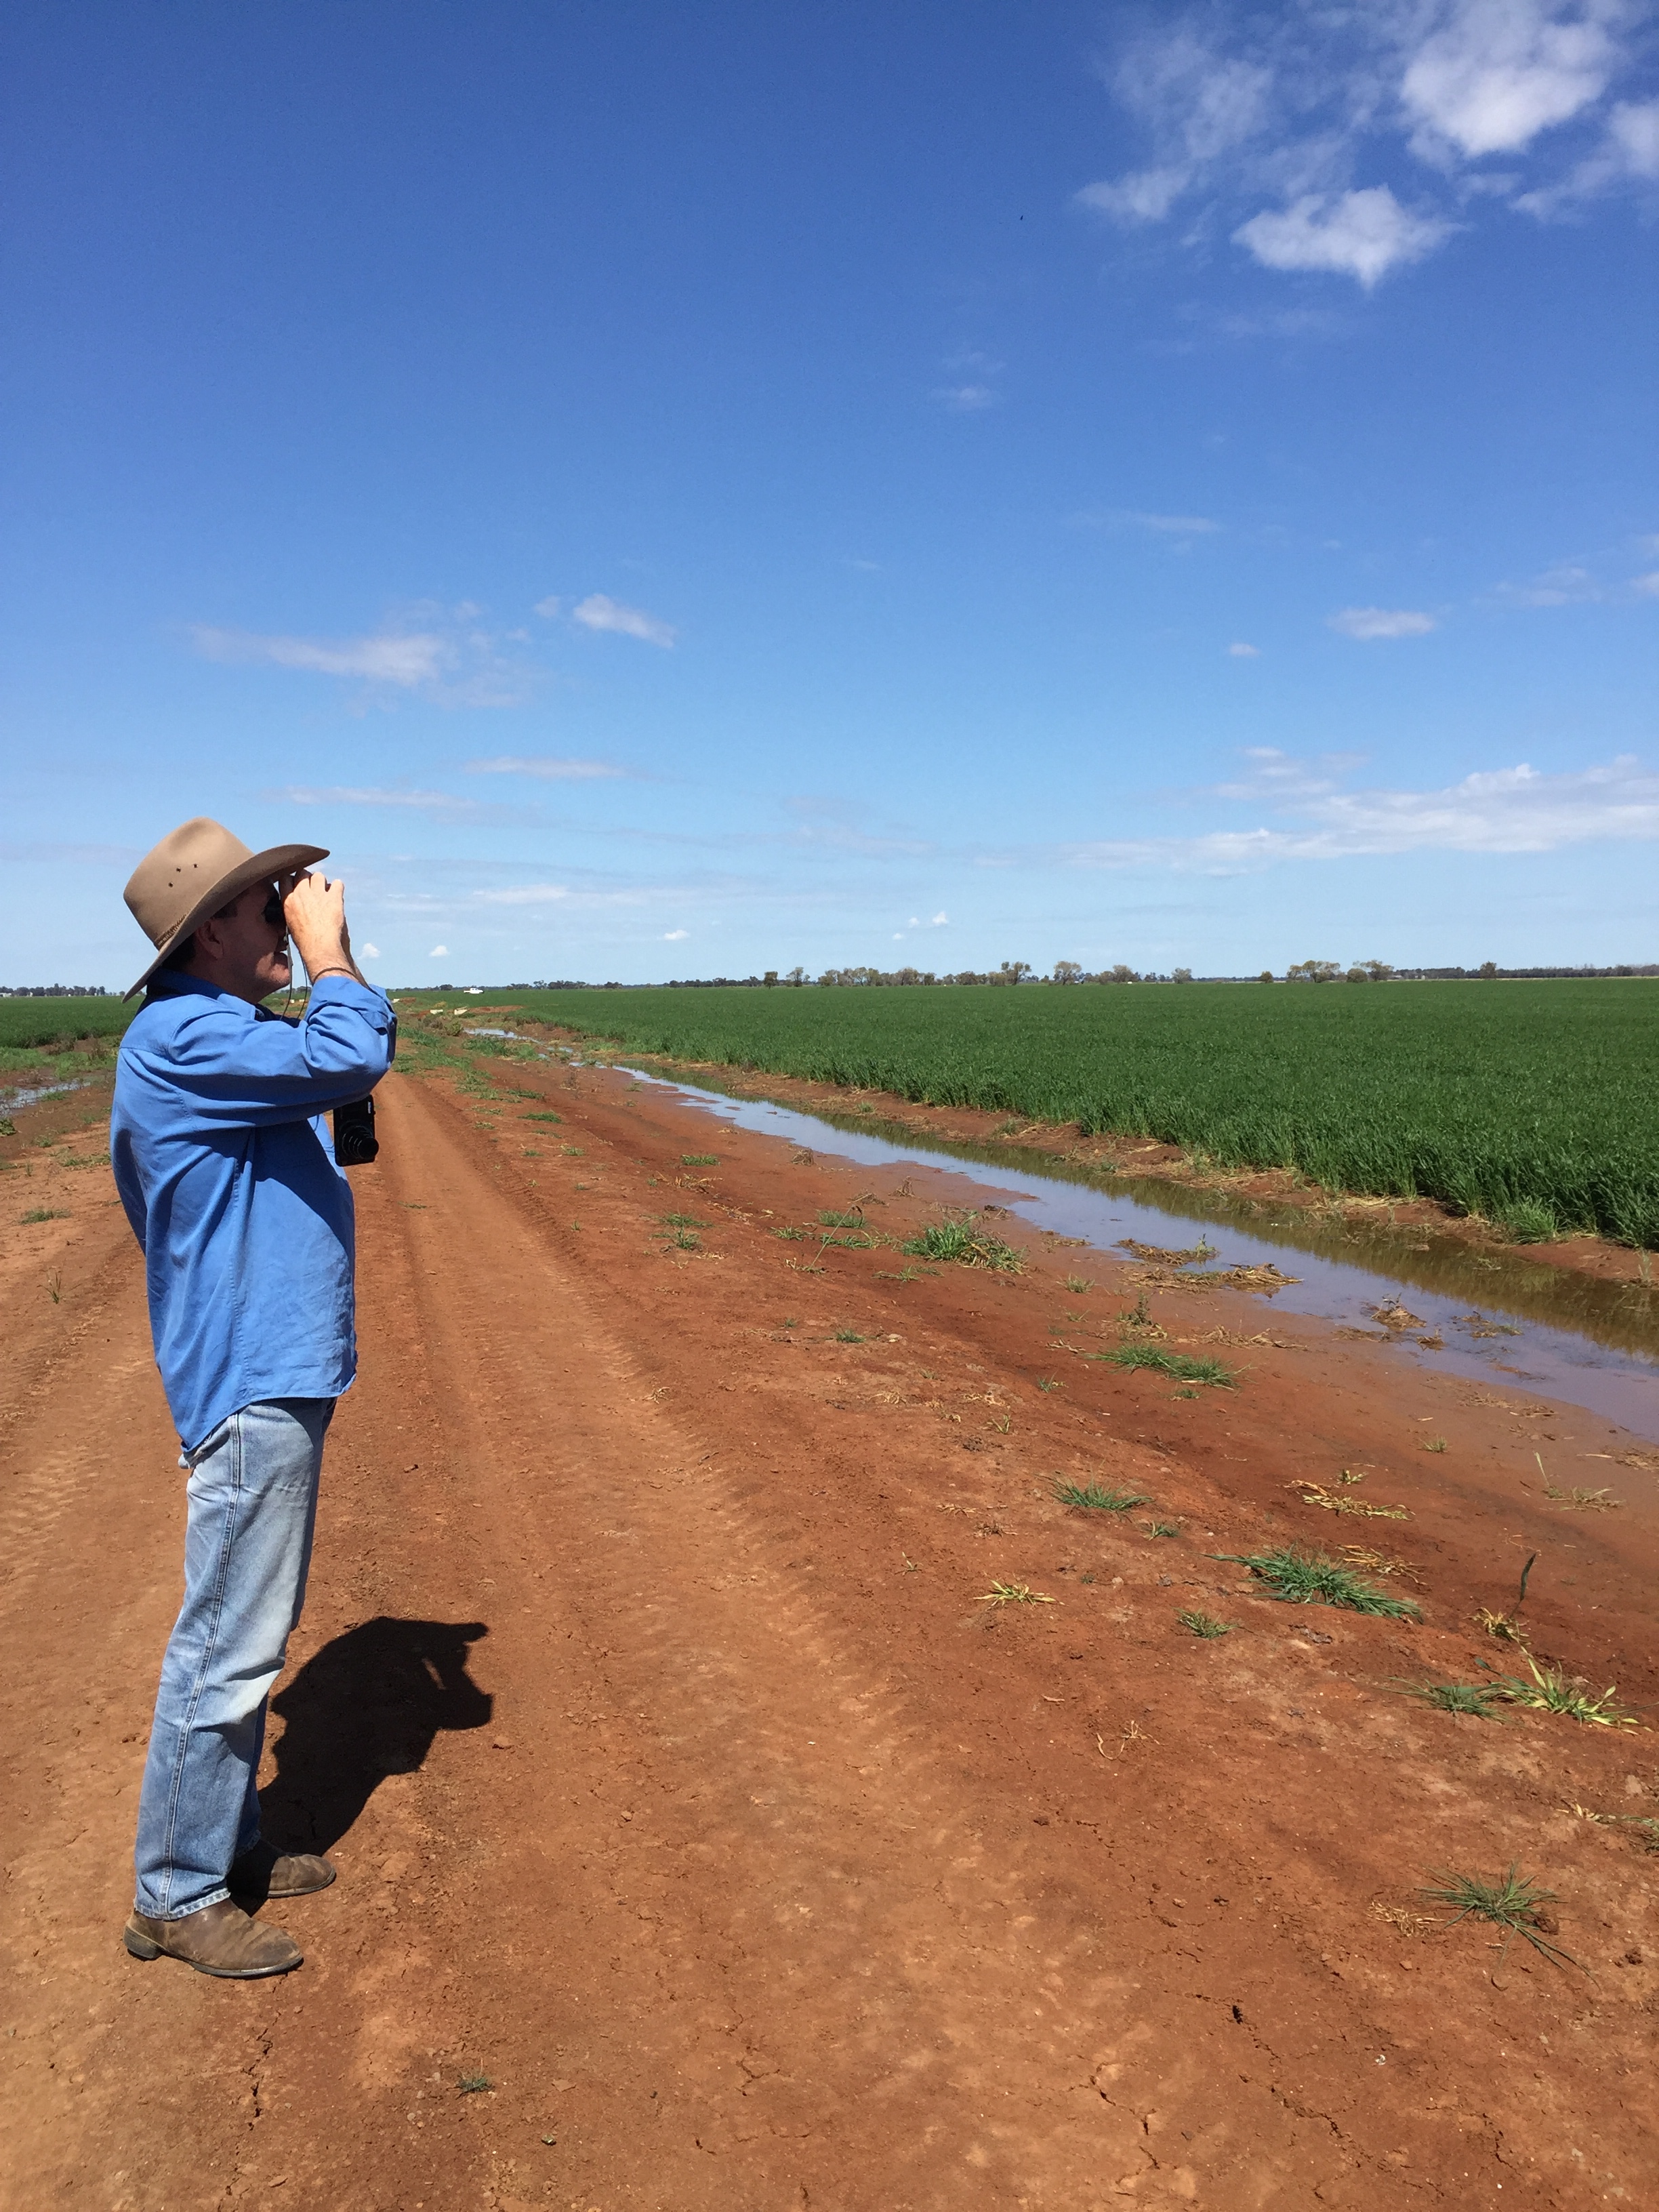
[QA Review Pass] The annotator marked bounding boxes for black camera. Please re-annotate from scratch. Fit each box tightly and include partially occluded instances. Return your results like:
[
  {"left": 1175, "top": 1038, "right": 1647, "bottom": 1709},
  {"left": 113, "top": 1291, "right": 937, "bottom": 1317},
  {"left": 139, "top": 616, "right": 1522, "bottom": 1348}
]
[{"left": 333, "top": 1096, "right": 380, "bottom": 1166}]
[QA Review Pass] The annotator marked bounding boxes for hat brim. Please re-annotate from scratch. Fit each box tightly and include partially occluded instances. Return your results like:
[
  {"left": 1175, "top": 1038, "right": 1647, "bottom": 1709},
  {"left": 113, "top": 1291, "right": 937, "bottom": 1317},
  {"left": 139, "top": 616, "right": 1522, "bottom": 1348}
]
[{"left": 125, "top": 843, "right": 330, "bottom": 999}]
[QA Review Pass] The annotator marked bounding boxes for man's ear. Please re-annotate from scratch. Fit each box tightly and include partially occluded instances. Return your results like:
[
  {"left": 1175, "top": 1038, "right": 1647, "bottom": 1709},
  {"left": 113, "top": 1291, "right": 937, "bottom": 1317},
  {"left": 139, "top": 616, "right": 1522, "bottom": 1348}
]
[{"left": 191, "top": 913, "right": 228, "bottom": 966}]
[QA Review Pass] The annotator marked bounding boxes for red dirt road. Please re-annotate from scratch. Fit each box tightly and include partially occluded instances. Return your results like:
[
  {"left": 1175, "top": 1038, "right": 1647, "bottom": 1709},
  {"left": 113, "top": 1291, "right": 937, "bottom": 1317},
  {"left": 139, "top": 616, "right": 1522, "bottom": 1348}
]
[{"left": 3, "top": 1051, "right": 1657, "bottom": 2210}]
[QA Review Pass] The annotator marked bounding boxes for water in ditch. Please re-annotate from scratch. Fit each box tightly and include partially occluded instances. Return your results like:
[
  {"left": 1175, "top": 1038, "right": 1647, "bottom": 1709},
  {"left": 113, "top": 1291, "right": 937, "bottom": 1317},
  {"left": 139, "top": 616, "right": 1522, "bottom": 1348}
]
[{"left": 618, "top": 1066, "right": 1659, "bottom": 1448}]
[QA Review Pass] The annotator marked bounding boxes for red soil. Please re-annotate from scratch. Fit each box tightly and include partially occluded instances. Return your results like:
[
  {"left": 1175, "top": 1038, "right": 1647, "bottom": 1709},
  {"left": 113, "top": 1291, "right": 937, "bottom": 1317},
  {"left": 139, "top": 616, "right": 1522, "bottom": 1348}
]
[{"left": 3, "top": 1050, "right": 1657, "bottom": 2210}]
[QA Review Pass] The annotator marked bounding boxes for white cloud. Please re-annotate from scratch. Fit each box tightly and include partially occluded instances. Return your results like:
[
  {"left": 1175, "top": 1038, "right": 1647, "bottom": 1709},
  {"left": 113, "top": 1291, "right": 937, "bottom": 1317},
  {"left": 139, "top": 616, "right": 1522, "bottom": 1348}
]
[
  {"left": 465, "top": 755, "right": 627, "bottom": 780},
  {"left": 1059, "top": 752, "right": 1659, "bottom": 870},
  {"left": 1402, "top": 1, "right": 1618, "bottom": 159},
  {"left": 571, "top": 593, "right": 676, "bottom": 647},
  {"left": 1076, "top": 166, "right": 1191, "bottom": 223},
  {"left": 1633, "top": 571, "right": 1659, "bottom": 596},
  {"left": 934, "top": 383, "right": 998, "bottom": 412},
  {"left": 192, "top": 605, "right": 535, "bottom": 706},
  {"left": 664, "top": 928, "right": 689, "bottom": 941},
  {"left": 1235, "top": 188, "right": 1452, "bottom": 287},
  {"left": 1228, "top": 641, "right": 1262, "bottom": 657},
  {"left": 930, "top": 911, "right": 949, "bottom": 926},
  {"left": 532, "top": 596, "right": 562, "bottom": 619},
  {"left": 193, "top": 625, "right": 445, "bottom": 687},
  {"left": 1328, "top": 605, "right": 1438, "bottom": 639},
  {"left": 1128, "top": 510, "right": 1222, "bottom": 535},
  {"left": 1076, "top": 5, "right": 1651, "bottom": 285},
  {"left": 1609, "top": 94, "right": 1659, "bottom": 172},
  {"left": 1494, "top": 562, "right": 1603, "bottom": 605},
  {"left": 472, "top": 884, "right": 570, "bottom": 905},
  {"left": 360, "top": 943, "right": 381, "bottom": 960},
  {"left": 430, "top": 945, "right": 449, "bottom": 958},
  {"left": 279, "top": 783, "right": 513, "bottom": 821}
]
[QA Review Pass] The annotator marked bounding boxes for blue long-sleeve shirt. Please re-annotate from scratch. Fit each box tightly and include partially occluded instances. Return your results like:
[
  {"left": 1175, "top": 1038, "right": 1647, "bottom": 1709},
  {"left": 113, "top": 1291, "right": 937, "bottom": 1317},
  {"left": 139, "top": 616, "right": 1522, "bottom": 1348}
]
[{"left": 110, "top": 972, "right": 396, "bottom": 1449}]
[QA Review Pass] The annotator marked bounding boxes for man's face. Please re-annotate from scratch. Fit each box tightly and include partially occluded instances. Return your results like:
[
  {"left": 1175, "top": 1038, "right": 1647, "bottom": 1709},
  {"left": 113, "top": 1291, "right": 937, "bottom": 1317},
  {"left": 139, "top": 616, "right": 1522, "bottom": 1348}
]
[{"left": 198, "top": 882, "right": 293, "bottom": 1006}]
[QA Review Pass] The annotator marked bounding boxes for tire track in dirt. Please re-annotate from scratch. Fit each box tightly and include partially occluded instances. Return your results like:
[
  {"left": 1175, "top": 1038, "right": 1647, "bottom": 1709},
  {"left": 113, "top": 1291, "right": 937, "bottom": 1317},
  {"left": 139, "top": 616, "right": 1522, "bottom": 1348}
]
[{"left": 0, "top": 1195, "right": 161, "bottom": 1625}]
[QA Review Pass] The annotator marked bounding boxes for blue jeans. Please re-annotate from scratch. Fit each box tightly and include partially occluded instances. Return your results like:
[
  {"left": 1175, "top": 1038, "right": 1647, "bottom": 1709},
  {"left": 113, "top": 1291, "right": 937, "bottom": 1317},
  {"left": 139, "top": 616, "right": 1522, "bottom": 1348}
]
[{"left": 133, "top": 1397, "right": 333, "bottom": 1920}]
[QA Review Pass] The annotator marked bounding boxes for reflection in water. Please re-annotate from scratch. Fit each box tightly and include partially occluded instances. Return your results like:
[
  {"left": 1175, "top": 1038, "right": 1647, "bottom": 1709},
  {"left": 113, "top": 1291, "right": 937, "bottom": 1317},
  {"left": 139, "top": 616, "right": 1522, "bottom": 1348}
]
[{"left": 625, "top": 1068, "right": 1659, "bottom": 1446}]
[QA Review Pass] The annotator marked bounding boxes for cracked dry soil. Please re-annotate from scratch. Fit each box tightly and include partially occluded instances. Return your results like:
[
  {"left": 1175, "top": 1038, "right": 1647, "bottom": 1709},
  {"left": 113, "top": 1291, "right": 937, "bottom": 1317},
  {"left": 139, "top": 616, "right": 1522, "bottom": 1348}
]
[{"left": 1, "top": 1048, "right": 1656, "bottom": 2210}]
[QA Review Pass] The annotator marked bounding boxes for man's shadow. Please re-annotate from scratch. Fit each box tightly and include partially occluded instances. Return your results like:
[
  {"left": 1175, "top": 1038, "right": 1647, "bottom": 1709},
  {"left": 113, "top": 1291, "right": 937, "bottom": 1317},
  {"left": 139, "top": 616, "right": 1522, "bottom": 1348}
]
[{"left": 258, "top": 1617, "right": 493, "bottom": 1856}]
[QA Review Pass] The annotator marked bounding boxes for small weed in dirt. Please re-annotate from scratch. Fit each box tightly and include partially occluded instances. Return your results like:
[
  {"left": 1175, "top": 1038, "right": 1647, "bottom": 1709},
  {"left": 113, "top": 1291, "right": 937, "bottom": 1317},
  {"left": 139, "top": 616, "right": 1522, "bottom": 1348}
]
[
  {"left": 660, "top": 1212, "right": 708, "bottom": 1228},
  {"left": 1054, "top": 1479, "right": 1147, "bottom": 1512},
  {"left": 1488, "top": 1654, "right": 1639, "bottom": 1727},
  {"left": 682, "top": 1153, "right": 719, "bottom": 1166},
  {"left": 1036, "top": 1376, "right": 1062, "bottom": 1393},
  {"left": 457, "top": 2072, "right": 494, "bottom": 2094},
  {"left": 1536, "top": 1454, "right": 1619, "bottom": 1511},
  {"left": 1420, "top": 1866, "right": 1576, "bottom": 1967},
  {"left": 773, "top": 1225, "right": 807, "bottom": 1240},
  {"left": 661, "top": 1228, "right": 701, "bottom": 1252},
  {"left": 1097, "top": 1345, "right": 1236, "bottom": 1388},
  {"left": 1393, "top": 1679, "right": 1508, "bottom": 1719},
  {"left": 45, "top": 1270, "right": 62, "bottom": 1304},
  {"left": 1177, "top": 1608, "right": 1233, "bottom": 1638},
  {"left": 562, "top": 1145, "right": 584, "bottom": 1156},
  {"left": 21, "top": 1207, "right": 69, "bottom": 1223},
  {"left": 818, "top": 1207, "right": 866, "bottom": 1228},
  {"left": 834, "top": 1328, "right": 867, "bottom": 1343},
  {"left": 783, "top": 1315, "right": 799, "bottom": 1328},
  {"left": 980, "top": 1580, "right": 1054, "bottom": 1605},
  {"left": 1065, "top": 1275, "right": 1094, "bottom": 1294},
  {"left": 1214, "top": 1546, "right": 1422, "bottom": 1620},
  {"left": 1289, "top": 1478, "right": 1408, "bottom": 1521},
  {"left": 1145, "top": 1521, "right": 1181, "bottom": 1538},
  {"left": 903, "top": 1214, "right": 1022, "bottom": 1271},
  {"left": 522, "top": 1110, "right": 562, "bottom": 1123},
  {"left": 1422, "top": 1435, "right": 1449, "bottom": 1453}
]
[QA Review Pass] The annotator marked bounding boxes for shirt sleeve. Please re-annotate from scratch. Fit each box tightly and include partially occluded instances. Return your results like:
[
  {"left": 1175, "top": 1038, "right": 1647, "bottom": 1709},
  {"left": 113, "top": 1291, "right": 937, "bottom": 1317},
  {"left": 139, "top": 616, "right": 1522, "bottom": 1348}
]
[{"left": 135, "top": 976, "right": 397, "bottom": 1129}]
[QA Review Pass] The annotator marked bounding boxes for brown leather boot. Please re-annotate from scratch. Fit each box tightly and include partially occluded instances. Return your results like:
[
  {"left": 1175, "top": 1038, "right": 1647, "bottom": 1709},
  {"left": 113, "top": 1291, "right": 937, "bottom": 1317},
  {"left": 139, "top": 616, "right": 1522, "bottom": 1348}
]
[
  {"left": 228, "top": 1840, "right": 337, "bottom": 1902},
  {"left": 124, "top": 1898, "right": 303, "bottom": 1978}
]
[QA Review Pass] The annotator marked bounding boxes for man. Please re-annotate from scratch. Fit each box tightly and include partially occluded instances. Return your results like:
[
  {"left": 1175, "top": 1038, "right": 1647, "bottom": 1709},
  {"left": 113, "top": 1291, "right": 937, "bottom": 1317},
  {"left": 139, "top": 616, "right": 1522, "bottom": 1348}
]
[{"left": 110, "top": 817, "right": 395, "bottom": 1979}]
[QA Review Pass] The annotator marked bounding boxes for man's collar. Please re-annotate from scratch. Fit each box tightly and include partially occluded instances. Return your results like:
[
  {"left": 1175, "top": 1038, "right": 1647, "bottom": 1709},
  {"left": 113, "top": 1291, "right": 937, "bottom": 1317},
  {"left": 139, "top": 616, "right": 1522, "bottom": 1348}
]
[{"left": 145, "top": 972, "right": 262, "bottom": 1012}]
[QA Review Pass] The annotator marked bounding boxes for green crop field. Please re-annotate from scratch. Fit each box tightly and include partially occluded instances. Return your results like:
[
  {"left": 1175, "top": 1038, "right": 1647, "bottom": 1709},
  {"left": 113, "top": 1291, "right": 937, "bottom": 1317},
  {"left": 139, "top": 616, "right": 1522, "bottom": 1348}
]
[
  {"left": 411, "top": 981, "right": 1659, "bottom": 1248},
  {"left": 0, "top": 996, "right": 134, "bottom": 1050}
]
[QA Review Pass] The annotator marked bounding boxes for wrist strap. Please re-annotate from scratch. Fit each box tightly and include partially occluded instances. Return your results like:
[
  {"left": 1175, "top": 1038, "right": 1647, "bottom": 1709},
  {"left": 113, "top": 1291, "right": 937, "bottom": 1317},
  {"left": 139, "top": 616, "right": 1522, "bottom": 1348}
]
[{"left": 306, "top": 966, "right": 355, "bottom": 983}]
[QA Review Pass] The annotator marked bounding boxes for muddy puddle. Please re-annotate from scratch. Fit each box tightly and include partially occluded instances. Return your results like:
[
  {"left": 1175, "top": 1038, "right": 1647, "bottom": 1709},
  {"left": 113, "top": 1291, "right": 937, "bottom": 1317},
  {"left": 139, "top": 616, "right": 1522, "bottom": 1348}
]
[
  {"left": 0, "top": 1076, "right": 95, "bottom": 1113},
  {"left": 623, "top": 1067, "right": 1659, "bottom": 1446}
]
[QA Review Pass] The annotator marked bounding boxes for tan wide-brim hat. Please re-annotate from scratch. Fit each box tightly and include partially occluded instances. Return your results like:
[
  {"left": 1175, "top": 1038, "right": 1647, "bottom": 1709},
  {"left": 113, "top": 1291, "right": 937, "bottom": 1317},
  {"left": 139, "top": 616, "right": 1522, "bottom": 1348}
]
[{"left": 123, "top": 817, "right": 329, "bottom": 998}]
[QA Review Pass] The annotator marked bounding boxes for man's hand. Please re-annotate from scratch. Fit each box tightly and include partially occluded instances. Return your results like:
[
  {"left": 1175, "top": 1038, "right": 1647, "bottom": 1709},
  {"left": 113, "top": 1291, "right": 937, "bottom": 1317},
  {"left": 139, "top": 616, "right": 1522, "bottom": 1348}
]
[{"left": 282, "top": 871, "right": 362, "bottom": 985}]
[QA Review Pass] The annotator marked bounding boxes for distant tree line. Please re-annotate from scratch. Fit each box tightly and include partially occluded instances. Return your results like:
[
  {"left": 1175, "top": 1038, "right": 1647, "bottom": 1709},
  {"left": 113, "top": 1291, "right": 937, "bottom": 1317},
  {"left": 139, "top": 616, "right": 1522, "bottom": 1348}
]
[{"left": 0, "top": 983, "right": 112, "bottom": 997}]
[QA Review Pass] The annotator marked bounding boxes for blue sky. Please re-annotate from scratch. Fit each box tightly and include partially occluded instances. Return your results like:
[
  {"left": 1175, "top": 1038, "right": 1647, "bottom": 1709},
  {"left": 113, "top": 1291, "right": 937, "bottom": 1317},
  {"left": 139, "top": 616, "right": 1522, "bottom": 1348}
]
[{"left": 3, "top": 1, "right": 1656, "bottom": 987}]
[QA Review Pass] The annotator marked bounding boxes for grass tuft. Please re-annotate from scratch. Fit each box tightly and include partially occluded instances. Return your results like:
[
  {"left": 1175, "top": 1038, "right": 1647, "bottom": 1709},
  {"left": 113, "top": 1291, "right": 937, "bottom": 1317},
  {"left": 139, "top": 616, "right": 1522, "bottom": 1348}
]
[
  {"left": 659, "top": 1212, "right": 708, "bottom": 1227},
  {"left": 1065, "top": 1275, "right": 1094, "bottom": 1294},
  {"left": 1054, "top": 1479, "right": 1147, "bottom": 1513},
  {"left": 979, "top": 1580, "right": 1054, "bottom": 1605},
  {"left": 903, "top": 1214, "right": 1023, "bottom": 1271},
  {"left": 1488, "top": 1654, "right": 1640, "bottom": 1727},
  {"left": 1096, "top": 1344, "right": 1236, "bottom": 1387},
  {"left": 1393, "top": 1679, "right": 1507, "bottom": 1719},
  {"left": 1176, "top": 1608, "right": 1234, "bottom": 1638},
  {"left": 457, "top": 2072, "right": 494, "bottom": 2093},
  {"left": 1214, "top": 1545, "right": 1422, "bottom": 1619},
  {"left": 20, "top": 1207, "right": 70, "bottom": 1223},
  {"left": 521, "top": 1109, "right": 562, "bottom": 1123},
  {"left": 834, "top": 1328, "right": 867, "bottom": 1343},
  {"left": 1419, "top": 1865, "right": 1577, "bottom": 1967},
  {"left": 681, "top": 1153, "right": 719, "bottom": 1166}
]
